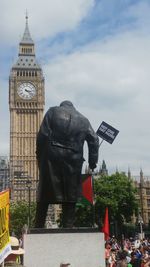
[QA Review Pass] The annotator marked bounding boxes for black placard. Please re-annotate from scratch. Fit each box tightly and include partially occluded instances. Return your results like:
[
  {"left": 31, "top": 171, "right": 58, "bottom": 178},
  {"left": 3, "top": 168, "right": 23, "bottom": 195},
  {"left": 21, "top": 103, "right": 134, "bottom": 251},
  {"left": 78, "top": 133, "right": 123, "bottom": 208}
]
[{"left": 97, "top": 121, "right": 119, "bottom": 144}]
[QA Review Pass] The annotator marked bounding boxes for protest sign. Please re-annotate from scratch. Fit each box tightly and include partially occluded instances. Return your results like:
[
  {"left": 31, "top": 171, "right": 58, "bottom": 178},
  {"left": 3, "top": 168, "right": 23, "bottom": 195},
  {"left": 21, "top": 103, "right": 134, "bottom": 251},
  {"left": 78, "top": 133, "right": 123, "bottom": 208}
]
[
  {"left": 97, "top": 121, "right": 119, "bottom": 144},
  {"left": 0, "top": 190, "right": 11, "bottom": 264}
]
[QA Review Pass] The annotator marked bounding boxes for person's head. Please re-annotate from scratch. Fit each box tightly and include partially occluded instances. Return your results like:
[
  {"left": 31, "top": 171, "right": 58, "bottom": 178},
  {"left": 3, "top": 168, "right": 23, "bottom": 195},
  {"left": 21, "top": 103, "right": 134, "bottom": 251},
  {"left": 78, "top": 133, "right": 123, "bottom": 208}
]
[
  {"left": 144, "top": 251, "right": 149, "bottom": 260},
  {"left": 111, "top": 248, "right": 116, "bottom": 254},
  {"left": 5, "top": 236, "right": 25, "bottom": 262},
  {"left": 118, "top": 250, "right": 128, "bottom": 260},
  {"left": 130, "top": 252, "right": 137, "bottom": 261},
  {"left": 60, "top": 260, "right": 71, "bottom": 267},
  {"left": 105, "top": 242, "right": 111, "bottom": 249}
]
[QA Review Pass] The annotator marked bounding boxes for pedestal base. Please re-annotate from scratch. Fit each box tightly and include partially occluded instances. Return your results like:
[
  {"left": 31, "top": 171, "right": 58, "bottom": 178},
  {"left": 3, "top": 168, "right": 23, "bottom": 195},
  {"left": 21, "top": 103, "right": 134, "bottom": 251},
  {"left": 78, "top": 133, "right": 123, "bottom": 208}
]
[{"left": 24, "top": 228, "right": 105, "bottom": 267}]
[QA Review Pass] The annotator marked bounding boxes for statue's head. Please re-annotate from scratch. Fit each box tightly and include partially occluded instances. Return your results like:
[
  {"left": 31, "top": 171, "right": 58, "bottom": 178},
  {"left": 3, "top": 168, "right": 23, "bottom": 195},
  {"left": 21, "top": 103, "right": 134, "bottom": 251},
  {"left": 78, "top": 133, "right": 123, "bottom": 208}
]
[{"left": 60, "top": 100, "right": 73, "bottom": 107}]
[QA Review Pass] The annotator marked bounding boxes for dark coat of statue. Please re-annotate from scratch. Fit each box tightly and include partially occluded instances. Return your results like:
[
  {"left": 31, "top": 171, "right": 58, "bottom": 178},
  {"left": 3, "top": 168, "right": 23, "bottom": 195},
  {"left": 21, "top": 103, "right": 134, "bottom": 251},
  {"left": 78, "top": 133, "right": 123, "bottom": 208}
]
[{"left": 36, "top": 101, "right": 99, "bottom": 205}]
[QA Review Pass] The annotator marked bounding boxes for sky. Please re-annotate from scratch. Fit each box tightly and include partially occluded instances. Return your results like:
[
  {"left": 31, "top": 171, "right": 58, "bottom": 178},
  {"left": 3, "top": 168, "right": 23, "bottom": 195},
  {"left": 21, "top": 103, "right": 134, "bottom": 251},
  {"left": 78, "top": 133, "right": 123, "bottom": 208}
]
[{"left": 1, "top": 0, "right": 150, "bottom": 176}]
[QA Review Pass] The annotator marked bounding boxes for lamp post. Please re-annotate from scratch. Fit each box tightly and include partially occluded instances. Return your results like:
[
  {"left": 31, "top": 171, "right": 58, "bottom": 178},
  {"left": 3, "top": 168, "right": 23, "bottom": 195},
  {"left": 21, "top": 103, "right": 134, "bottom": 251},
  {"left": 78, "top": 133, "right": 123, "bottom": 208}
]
[
  {"left": 26, "top": 178, "right": 32, "bottom": 229},
  {"left": 138, "top": 214, "right": 144, "bottom": 240}
]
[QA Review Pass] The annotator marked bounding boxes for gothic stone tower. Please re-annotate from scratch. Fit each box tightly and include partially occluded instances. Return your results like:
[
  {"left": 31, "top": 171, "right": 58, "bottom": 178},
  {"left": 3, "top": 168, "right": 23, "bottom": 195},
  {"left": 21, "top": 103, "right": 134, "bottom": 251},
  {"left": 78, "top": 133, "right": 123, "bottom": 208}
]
[{"left": 9, "top": 16, "right": 45, "bottom": 201}]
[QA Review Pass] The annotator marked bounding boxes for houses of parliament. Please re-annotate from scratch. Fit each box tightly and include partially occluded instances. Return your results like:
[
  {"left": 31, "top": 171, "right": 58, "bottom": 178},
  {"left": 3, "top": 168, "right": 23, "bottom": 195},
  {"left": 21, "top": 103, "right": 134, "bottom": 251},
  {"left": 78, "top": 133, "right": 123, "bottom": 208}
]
[{"left": 0, "top": 16, "right": 150, "bottom": 227}]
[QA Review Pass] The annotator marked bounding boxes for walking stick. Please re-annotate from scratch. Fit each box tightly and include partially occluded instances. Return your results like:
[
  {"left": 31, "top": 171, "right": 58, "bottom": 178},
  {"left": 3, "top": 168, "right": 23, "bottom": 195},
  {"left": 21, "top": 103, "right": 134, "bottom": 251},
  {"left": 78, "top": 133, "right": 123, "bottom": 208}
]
[{"left": 91, "top": 137, "right": 104, "bottom": 227}]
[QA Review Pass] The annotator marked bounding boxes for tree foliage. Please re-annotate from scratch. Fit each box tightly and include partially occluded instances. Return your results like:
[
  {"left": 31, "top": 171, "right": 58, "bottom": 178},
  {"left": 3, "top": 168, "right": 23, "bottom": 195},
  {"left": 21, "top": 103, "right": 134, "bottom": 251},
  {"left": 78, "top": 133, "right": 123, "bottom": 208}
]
[
  {"left": 94, "top": 172, "right": 138, "bottom": 230},
  {"left": 9, "top": 201, "right": 36, "bottom": 237},
  {"left": 74, "top": 203, "right": 93, "bottom": 227}
]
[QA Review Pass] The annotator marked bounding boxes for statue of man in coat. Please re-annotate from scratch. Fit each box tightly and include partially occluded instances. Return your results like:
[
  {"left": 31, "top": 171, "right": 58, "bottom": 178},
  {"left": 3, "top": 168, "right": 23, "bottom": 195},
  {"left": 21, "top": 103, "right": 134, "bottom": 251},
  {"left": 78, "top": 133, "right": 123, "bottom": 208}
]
[{"left": 35, "top": 100, "right": 99, "bottom": 228}]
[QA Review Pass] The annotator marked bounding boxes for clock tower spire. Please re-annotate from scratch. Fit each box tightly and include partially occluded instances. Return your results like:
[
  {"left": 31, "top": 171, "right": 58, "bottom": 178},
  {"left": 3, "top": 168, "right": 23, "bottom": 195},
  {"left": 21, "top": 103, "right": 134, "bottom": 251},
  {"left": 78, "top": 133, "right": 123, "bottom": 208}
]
[
  {"left": 21, "top": 12, "right": 34, "bottom": 44},
  {"left": 9, "top": 16, "right": 45, "bottom": 201}
]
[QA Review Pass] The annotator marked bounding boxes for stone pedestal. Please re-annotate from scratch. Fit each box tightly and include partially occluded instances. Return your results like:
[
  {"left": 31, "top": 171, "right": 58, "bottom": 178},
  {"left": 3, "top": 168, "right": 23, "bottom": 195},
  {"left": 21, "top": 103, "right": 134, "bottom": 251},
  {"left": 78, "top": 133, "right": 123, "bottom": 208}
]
[{"left": 23, "top": 228, "right": 105, "bottom": 267}]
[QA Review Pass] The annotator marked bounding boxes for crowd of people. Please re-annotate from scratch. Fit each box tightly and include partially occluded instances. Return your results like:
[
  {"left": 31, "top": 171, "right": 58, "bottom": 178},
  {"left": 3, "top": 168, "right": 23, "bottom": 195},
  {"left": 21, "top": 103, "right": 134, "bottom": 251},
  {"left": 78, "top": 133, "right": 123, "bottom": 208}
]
[{"left": 105, "top": 236, "right": 150, "bottom": 267}]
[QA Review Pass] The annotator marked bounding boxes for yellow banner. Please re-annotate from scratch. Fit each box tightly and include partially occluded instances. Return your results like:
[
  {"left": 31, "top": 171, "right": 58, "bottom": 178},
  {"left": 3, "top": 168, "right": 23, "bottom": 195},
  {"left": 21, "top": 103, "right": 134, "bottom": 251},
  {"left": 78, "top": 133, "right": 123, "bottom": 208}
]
[{"left": 0, "top": 189, "right": 11, "bottom": 264}]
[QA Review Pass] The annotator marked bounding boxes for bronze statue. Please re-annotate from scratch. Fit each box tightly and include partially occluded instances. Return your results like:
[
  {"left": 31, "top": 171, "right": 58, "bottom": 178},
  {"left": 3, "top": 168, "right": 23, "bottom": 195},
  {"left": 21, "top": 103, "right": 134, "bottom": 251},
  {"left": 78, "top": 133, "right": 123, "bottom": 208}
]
[{"left": 35, "top": 100, "right": 99, "bottom": 228}]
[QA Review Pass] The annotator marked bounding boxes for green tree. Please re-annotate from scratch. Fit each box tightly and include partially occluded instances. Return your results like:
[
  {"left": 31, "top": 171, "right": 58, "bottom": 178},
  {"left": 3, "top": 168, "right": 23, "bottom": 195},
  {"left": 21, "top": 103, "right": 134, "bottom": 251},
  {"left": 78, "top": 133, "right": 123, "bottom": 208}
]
[
  {"left": 94, "top": 172, "right": 138, "bottom": 236},
  {"left": 74, "top": 203, "right": 93, "bottom": 227},
  {"left": 57, "top": 203, "right": 93, "bottom": 228},
  {"left": 9, "top": 201, "right": 36, "bottom": 237}
]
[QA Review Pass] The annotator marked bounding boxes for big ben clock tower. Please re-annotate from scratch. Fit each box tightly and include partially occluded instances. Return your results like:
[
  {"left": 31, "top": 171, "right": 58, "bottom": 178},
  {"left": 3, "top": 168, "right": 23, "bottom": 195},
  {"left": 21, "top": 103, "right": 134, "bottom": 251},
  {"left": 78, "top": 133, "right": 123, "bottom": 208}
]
[{"left": 9, "top": 15, "right": 45, "bottom": 201}]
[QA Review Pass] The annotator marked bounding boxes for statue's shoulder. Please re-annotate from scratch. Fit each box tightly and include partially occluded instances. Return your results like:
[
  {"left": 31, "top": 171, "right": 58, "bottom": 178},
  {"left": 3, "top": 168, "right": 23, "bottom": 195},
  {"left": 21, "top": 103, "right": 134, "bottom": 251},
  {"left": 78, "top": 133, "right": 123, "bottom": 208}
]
[
  {"left": 47, "top": 106, "right": 57, "bottom": 113},
  {"left": 76, "top": 110, "right": 89, "bottom": 124},
  {"left": 44, "top": 106, "right": 57, "bottom": 118}
]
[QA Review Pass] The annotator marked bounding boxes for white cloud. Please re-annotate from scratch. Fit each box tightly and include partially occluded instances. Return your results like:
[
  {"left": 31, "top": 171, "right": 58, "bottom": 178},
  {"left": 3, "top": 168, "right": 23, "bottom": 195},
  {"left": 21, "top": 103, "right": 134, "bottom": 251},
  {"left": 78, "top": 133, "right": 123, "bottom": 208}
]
[
  {"left": 44, "top": 31, "right": 150, "bottom": 110},
  {"left": 1, "top": 0, "right": 150, "bottom": 175},
  {"left": 0, "top": 80, "right": 9, "bottom": 155},
  {"left": 0, "top": 0, "right": 94, "bottom": 44},
  {"left": 43, "top": 29, "right": 150, "bottom": 175}
]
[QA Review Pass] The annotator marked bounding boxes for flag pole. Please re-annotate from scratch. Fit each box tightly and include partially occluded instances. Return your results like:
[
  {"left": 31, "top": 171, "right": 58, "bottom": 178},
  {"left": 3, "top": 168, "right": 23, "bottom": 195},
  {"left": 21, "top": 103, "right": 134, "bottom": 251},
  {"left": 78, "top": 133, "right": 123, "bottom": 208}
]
[
  {"left": 102, "top": 207, "right": 110, "bottom": 240},
  {"left": 91, "top": 138, "right": 104, "bottom": 227},
  {"left": 99, "top": 138, "right": 104, "bottom": 148},
  {"left": 91, "top": 170, "right": 96, "bottom": 227}
]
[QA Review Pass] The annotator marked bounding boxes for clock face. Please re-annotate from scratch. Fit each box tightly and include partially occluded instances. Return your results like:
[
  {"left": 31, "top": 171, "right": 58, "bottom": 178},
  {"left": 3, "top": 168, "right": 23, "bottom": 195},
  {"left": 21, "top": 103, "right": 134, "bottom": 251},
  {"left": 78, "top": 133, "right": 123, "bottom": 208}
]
[{"left": 17, "top": 82, "right": 36, "bottom": 100}]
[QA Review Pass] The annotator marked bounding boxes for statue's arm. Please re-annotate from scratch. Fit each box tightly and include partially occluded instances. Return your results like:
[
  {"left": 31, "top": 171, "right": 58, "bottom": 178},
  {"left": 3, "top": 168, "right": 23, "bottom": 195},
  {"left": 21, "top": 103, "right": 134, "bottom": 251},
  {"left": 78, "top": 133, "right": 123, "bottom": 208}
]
[{"left": 86, "top": 122, "right": 99, "bottom": 170}]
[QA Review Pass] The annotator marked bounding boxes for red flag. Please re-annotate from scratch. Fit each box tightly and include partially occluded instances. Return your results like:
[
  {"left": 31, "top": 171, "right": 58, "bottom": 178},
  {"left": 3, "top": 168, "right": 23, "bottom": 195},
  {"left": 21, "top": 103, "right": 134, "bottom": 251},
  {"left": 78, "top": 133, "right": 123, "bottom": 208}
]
[
  {"left": 102, "top": 207, "right": 110, "bottom": 240},
  {"left": 82, "top": 175, "right": 93, "bottom": 205}
]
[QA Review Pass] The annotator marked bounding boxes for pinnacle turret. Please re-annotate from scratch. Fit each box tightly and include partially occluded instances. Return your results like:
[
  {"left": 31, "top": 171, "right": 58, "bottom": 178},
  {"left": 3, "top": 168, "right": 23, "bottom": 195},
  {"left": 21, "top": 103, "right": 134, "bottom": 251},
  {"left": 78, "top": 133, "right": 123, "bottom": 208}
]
[
  {"left": 99, "top": 160, "right": 108, "bottom": 176},
  {"left": 140, "top": 168, "right": 144, "bottom": 184},
  {"left": 20, "top": 14, "right": 34, "bottom": 44}
]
